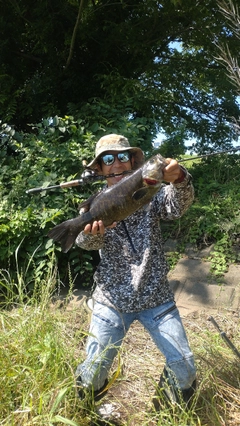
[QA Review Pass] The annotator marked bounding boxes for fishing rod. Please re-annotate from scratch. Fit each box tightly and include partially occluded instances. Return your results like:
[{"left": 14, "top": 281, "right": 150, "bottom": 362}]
[
  {"left": 26, "top": 169, "right": 98, "bottom": 194},
  {"left": 178, "top": 145, "right": 240, "bottom": 163},
  {"left": 26, "top": 146, "right": 240, "bottom": 194},
  {"left": 208, "top": 316, "right": 240, "bottom": 359},
  {"left": 26, "top": 170, "right": 132, "bottom": 194}
]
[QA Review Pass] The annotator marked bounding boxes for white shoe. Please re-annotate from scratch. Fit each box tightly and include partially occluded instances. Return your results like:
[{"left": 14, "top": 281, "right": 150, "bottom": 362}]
[
  {"left": 83, "top": 297, "right": 94, "bottom": 312},
  {"left": 86, "top": 297, "right": 94, "bottom": 311},
  {"left": 96, "top": 403, "right": 121, "bottom": 421}
]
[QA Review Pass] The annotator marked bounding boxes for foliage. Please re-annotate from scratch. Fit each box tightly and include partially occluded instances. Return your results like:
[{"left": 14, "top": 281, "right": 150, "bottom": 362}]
[
  {"left": 208, "top": 235, "right": 236, "bottom": 275},
  {"left": 165, "top": 250, "right": 182, "bottom": 271},
  {"left": 155, "top": 126, "right": 188, "bottom": 158},
  {"left": 1, "top": 117, "right": 89, "bottom": 289},
  {"left": 162, "top": 153, "right": 240, "bottom": 276},
  {"left": 1, "top": 0, "right": 240, "bottom": 149}
]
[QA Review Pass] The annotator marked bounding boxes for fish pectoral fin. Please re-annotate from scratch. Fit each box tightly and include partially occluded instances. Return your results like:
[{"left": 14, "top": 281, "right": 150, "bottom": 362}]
[{"left": 132, "top": 187, "right": 149, "bottom": 201}]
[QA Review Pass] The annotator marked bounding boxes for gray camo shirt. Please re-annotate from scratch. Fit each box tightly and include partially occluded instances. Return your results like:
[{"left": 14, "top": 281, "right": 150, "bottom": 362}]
[{"left": 76, "top": 171, "right": 194, "bottom": 313}]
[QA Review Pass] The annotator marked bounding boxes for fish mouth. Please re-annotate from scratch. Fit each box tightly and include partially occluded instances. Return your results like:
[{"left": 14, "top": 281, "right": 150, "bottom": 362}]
[{"left": 143, "top": 178, "right": 159, "bottom": 186}]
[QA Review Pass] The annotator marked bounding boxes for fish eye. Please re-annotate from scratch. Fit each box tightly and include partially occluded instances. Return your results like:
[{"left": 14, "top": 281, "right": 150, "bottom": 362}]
[{"left": 148, "top": 158, "right": 155, "bottom": 164}]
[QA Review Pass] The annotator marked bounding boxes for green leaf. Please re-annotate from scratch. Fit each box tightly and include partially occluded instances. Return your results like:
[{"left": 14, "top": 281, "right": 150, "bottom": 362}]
[
  {"left": 50, "top": 415, "right": 80, "bottom": 426},
  {"left": 49, "top": 387, "right": 69, "bottom": 415},
  {"left": 52, "top": 116, "right": 59, "bottom": 126}
]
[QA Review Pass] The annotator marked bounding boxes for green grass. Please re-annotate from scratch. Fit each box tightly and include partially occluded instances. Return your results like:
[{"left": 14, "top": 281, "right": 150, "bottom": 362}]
[
  {"left": 0, "top": 266, "right": 87, "bottom": 426},
  {"left": 0, "top": 263, "right": 239, "bottom": 426}
]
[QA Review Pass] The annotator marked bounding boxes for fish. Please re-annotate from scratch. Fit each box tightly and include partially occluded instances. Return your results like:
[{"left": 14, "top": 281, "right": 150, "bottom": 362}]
[{"left": 48, "top": 154, "right": 168, "bottom": 252}]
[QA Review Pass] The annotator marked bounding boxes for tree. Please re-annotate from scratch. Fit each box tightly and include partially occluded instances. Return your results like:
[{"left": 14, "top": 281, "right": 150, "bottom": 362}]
[{"left": 1, "top": 0, "right": 240, "bottom": 151}]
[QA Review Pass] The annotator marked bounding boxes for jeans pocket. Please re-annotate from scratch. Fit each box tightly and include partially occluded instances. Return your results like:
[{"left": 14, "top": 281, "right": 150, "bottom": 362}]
[
  {"left": 93, "top": 304, "right": 124, "bottom": 331},
  {"left": 153, "top": 303, "right": 177, "bottom": 323},
  {"left": 93, "top": 313, "right": 117, "bottom": 328}
]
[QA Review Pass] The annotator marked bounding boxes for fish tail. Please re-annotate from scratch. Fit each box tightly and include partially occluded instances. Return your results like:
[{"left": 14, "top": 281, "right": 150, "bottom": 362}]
[{"left": 48, "top": 218, "right": 84, "bottom": 253}]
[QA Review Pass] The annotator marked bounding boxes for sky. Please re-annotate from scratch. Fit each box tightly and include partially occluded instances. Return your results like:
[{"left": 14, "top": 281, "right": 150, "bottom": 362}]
[{"left": 153, "top": 41, "right": 240, "bottom": 153}]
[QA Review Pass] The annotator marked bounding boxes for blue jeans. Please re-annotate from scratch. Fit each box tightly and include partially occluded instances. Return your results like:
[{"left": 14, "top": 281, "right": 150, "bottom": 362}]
[{"left": 76, "top": 301, "right": 196, "bottom": 392}]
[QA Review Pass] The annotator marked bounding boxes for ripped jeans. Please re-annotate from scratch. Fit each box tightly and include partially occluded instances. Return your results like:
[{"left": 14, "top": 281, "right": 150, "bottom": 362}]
[{"left": 76, "top": 300, "right": 196, "bottom": 392}]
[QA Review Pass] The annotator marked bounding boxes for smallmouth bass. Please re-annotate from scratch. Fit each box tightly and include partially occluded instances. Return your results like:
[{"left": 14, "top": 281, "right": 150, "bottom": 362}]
[{"left": 48, "top": 154, "right": 168, "bottom": 252}]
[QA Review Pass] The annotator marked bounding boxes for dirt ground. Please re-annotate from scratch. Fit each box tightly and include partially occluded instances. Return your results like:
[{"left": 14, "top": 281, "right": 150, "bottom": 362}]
[{"left": 68, "top": 296, "right": 240, "bottom": 426}]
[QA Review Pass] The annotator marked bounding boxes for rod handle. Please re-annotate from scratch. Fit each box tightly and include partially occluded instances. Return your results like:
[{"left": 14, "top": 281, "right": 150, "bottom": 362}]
[
  {"left": 26, "top": 179, "right": 84, "bottom": 194},
  {"left": 59, "top": 179, "right": 83, "bottom": 188},
  {"left": 26, "top": 186, "right": 47, "bottom": 194}
]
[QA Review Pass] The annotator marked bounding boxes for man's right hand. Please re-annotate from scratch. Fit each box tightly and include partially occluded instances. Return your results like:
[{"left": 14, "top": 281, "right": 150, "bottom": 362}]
[{"left": 83, "top": 220, "right": 117, "bottom": 235}]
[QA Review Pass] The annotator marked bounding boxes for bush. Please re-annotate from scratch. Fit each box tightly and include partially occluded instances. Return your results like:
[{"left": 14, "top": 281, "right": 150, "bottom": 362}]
[{"left": 162, "top": 153, "right": 240, "bottom": 275}]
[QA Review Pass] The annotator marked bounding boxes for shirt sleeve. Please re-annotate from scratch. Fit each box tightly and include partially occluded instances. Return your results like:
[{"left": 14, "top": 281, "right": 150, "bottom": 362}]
[
  {"left": 75, "top": 231, "right": 104, "bottom": 251},
  {"left": 154, "top": 168, "right": 194, "bottom": 220}
]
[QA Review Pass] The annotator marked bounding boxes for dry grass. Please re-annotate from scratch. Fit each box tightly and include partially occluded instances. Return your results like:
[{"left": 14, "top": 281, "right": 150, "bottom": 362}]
[
  {"left": 0, "top": 280, "right": 239, "bottom": 426},
  {"left": 73, "top": 301, "right": 240, "bottom": 425}
]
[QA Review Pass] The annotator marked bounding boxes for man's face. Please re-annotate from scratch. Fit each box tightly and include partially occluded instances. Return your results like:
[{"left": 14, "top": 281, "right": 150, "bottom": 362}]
[{"left": 98, "top": 150, "right": 133, "bottom": 186}]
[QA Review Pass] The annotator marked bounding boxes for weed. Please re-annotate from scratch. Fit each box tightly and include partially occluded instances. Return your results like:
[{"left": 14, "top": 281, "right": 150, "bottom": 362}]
[{"left": 0, "top": 262, "right": 239, "bottom": 425}]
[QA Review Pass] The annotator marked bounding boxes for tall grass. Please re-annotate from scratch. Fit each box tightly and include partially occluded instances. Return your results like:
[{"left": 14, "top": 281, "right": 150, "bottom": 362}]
[
  {"left": 0, "top": 259, "right": 87, "bottom": 426},
  {"left": 0, "top": 257, "right": 239, "bottom": 425}
]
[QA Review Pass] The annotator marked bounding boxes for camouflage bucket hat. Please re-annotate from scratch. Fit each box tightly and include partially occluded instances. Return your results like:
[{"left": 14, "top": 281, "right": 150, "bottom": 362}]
[{"left": 87, "top": 134, "right": 144, "bottom": 172}]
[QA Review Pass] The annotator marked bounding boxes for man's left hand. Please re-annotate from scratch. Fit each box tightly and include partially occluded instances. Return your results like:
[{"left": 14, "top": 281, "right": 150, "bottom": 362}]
[{"left": 163, "top": 158, "right": 185, "bottom": 183}]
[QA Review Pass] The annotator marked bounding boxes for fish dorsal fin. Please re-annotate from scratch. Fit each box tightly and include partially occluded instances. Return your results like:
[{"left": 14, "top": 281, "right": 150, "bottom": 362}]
[{"left": 132, "top": 187, "right": 149, "bottom": 201}]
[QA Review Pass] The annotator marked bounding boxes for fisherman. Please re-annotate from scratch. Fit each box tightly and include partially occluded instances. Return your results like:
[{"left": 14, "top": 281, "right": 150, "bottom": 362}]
[{"left": 75, "top": 134, "right": 197, "bottom": 412}]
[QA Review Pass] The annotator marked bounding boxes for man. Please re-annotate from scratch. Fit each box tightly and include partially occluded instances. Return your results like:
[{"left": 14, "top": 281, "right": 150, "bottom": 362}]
[{"left": 75, "top": 134, "right": 196, "bottom": 411}]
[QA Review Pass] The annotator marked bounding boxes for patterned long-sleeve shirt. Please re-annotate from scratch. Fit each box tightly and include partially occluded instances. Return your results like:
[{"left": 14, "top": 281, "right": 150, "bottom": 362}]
[{"left": 76, "top": 171, "right": 194, "bottom": 313}]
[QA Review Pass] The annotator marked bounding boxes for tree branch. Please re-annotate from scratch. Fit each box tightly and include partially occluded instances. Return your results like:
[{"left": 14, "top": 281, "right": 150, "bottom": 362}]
[{"left": 65, "top": 0, "right": 86, "bottom": 69}]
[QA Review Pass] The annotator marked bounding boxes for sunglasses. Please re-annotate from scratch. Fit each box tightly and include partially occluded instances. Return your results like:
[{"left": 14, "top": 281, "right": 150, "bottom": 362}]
[{"left": 101, "top": 151, "right": 131, "bottom": 166}]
